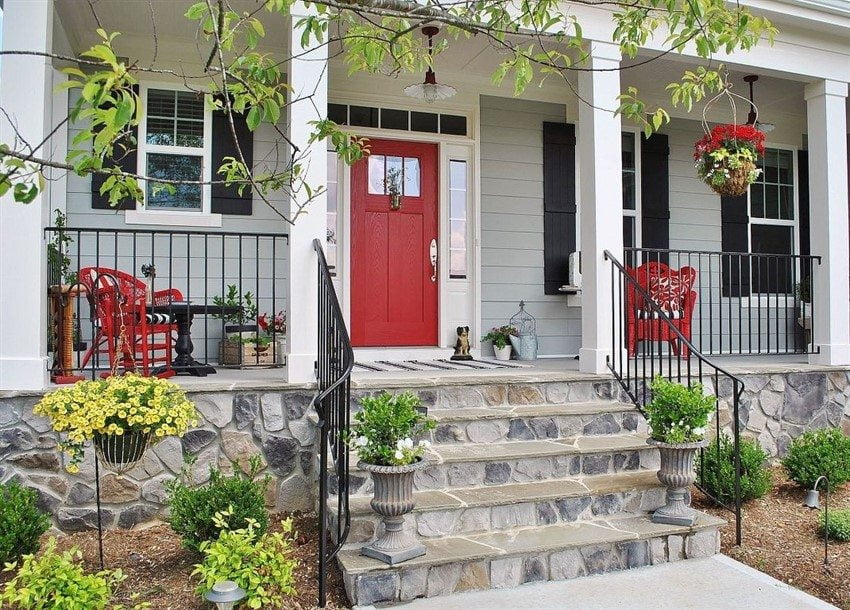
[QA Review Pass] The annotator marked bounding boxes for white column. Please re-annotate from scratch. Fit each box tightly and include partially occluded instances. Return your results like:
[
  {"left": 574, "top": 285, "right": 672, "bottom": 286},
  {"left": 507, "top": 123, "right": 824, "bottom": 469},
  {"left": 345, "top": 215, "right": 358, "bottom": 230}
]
[
  {"left": 284, "top": 4, "right": 328, "bottom": 382},
  {"left": 578, "top": 41, "right": 623, "bottom": 374},
  {"left": 805, "top": 79, "right": 850, "bottom": 365},
  {"left": 0, "top": 0, "right": 54, "bottom": 390}
]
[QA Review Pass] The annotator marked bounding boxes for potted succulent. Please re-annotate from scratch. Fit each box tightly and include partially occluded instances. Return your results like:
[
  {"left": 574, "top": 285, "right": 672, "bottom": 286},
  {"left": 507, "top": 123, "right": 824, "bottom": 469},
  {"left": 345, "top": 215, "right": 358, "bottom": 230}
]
[
  {"left": 644, "top": 377, "right": 715, "bottom": 526},
  {"left": 693, "top": 124, "right": 765, "bottom": 197},
  {"left": 348, "top": 391, "right": 436, "bottom": 565},
  {"left": 34, "top": 373, "right": 198, "bottom": 474},
  {"left": 482, "top": 325, "right": 518, "bottom": 361}
]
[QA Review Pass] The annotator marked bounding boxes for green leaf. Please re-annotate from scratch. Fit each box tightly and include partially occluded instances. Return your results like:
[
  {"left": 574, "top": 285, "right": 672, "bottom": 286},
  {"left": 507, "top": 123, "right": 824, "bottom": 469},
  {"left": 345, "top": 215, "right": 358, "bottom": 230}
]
[{"left": 246, "top": 107, "right": 261, "bottom": 131}]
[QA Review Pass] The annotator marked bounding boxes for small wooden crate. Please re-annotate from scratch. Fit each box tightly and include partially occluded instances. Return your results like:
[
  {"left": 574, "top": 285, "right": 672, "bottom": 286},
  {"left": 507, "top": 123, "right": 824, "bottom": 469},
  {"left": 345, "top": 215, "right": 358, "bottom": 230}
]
[{"left": 219, "top": 339, "right": 278, "bottom": 367}]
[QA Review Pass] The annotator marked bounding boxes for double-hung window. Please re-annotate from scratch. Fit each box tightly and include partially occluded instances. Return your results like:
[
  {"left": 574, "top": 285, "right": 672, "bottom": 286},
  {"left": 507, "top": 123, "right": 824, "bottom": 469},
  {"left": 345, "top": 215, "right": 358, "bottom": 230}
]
[
  {"left": 132, "top": 84, "right": 214, "bottom": 222},
  {"left": 749, "top": 147, "right": 797, "bottom": 293}
]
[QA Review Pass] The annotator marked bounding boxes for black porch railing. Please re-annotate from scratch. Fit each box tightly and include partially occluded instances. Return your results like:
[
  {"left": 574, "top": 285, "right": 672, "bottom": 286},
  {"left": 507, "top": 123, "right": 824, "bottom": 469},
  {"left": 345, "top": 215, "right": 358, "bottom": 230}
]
[
  {"left": 624, "top": 248, "right": 820, "bottom": 356},
  {"left": 606, "top": 250, "right": 746, "bottom": 545},
  {"left": 45, "top": 226, "right": 288, "bottom": 379},
  {"left": 313, "top": 238, "right": 353, "bottom": 608}
]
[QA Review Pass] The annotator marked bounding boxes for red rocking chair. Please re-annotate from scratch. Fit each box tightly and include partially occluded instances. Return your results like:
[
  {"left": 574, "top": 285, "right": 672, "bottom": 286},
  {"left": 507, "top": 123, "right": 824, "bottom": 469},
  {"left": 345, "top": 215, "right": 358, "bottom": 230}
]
[
  {"left": 626, "top": 262, "right": 697, "bottom": 358},
  {"left": 79, "top": 267, "right": 183, "bottom": 376}
]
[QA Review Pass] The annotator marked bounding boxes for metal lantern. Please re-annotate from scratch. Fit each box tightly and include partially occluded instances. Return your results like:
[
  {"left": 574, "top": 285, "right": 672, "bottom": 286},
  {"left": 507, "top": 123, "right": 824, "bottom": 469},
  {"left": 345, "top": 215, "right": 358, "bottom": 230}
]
[
  {"left": 509, "top": 300, "right": 538, "bottom": 361},
  {"left": 204, "top": 580, "right": 247, "bottom": 610}
]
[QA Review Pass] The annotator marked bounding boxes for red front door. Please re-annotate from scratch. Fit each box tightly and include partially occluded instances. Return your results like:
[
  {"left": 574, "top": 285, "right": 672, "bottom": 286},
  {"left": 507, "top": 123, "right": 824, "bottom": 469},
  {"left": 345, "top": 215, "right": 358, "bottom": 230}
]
[{"left": 351, "top": 139, "right": 439, "bottom": 347}]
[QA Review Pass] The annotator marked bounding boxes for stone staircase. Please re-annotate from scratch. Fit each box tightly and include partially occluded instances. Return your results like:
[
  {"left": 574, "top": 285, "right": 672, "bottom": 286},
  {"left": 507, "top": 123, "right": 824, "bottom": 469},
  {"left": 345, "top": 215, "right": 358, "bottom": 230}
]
[{"left": 334, "top": 378, "right": 723, "bottom": 607}]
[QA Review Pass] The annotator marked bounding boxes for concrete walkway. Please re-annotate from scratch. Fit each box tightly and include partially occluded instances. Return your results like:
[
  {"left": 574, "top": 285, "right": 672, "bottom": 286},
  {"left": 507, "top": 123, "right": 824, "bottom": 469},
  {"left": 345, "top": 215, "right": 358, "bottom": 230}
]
[{"left": 361, "top": 555, "right": 836, "bottom": 610}]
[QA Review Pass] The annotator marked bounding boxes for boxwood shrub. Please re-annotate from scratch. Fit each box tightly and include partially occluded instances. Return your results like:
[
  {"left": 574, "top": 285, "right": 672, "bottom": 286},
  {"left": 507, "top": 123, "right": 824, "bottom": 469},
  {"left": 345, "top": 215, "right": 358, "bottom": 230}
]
[
  {"left": 782, "top": 428, "right": 850, "bottom": 489},
  {"left": 0, "top": 481, "right": 51, "bottom": 565},
  {"left": 819, "top": 508, "right": 850, "bottom": 542},
  {"left": 696, "top": 434, "right": 772, "bottom": 504}
]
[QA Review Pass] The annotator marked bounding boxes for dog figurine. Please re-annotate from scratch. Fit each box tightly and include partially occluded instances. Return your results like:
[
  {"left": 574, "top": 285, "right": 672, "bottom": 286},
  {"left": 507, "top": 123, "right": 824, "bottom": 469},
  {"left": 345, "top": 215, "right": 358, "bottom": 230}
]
[{"left": 451, "top": 326, "right": 473, "bottom": 360}]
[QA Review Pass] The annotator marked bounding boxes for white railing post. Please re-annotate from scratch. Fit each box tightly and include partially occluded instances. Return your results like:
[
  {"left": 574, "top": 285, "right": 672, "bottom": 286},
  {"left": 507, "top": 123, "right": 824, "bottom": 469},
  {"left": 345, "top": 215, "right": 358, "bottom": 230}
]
[
  {"left": 577, "top": 41, "right": 624, "bottom": 374},
  {"left": 805, "top": 79, "right": 850, "bottom": 365},
  {"left": 0, "top": 0, "right": 55, "bottom": 390},
  {"left": 284, "top": 4, "right": 329, "bottom": 383}
]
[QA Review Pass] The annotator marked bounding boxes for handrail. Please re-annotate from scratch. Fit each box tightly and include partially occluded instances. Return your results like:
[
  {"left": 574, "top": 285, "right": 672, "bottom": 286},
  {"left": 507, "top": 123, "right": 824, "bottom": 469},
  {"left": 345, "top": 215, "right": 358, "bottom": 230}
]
[
  {"left": 605, "top": 249, "right": 746, "bottom": 544},
  {"left": 312, "top": 238, "right": 354, "bottom": 608}
]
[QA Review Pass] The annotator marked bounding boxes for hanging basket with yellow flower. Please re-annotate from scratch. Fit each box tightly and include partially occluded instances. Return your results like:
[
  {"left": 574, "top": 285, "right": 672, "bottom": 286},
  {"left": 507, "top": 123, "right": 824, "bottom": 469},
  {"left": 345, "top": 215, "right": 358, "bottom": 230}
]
[{"left": 34, "top": 374, "right": 197, "bottom": 474}]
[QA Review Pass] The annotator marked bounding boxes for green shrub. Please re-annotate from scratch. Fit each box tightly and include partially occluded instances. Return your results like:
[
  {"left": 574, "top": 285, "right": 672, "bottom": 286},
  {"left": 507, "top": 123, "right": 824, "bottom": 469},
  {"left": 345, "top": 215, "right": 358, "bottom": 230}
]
[
  {"left": 0, "top": 538, "right": 130, "bottom": 610},
  {"left": 645, "top": 377, "right": 715, "bottom": 444},
  {"left": 819, "top": 508, "right": 850, "bottom": 542},
  {"left": 782, "top": 428, "right": 850, "bottom": 488},
  {"left": 696, "top": 434, "right": 773, "bottom": 504},
  {"left": 193, "top": 510, "right": 297, "bottom": 609},
  {"left": 0, "top": 481, "right": 51, "bottom": 565},
  {"left": 347, "top": 391, "right": 436, "bottom": 466},
  {"left": 166, "top": 455, "right": 269, "bottom": 552}
]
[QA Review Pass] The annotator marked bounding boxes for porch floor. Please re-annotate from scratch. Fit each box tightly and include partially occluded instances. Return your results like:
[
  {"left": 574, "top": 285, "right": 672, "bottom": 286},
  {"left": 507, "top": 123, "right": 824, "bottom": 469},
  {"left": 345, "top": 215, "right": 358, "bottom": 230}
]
[{"left": 143, "top": 354, "right": 850, "bottom": 393}]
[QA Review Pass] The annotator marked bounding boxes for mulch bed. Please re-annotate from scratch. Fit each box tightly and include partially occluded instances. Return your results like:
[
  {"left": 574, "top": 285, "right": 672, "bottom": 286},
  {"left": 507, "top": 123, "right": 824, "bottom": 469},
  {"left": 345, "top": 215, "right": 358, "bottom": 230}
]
[
  {"left": 695, "top": 466, "right": 850, "bottom": 609},
  {"left": 2, "top": 512, "right": 351, "bottom": 609}
]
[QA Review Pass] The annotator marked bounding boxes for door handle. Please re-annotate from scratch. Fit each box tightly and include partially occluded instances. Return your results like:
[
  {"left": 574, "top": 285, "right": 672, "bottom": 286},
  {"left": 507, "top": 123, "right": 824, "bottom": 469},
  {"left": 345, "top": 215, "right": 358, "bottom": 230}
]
[{"left": 429, "top": 239, "right": 438, "bottom": 283}]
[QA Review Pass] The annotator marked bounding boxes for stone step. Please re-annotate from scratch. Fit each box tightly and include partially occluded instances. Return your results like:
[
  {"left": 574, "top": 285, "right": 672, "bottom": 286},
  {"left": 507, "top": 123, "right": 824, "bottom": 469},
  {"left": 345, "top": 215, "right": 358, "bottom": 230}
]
[
  {"left": 353, "top": 378, "right": 623, "bottom": 412},
  {"left": 338, "top": 470, "right": 665, "bottom": 547},
  {"left": 339, "top": 513, "right": 725, "bottom": 606},
  {"left": 427, "top": 402, "right": 645, "bottom": 445},
  {"left": 341, "top": 435, "right": 659, "bottom": 496}
]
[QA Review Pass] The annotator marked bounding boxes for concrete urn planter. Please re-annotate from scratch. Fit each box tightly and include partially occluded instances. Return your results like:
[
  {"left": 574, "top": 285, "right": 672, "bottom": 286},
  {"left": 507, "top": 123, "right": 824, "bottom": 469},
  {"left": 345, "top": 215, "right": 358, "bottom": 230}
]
[
  {"left": 360, "top": 459, "right": 429, "bottom": 565},
  {"left": 647, "top": 438, "right": 707, "bottom": 526}
]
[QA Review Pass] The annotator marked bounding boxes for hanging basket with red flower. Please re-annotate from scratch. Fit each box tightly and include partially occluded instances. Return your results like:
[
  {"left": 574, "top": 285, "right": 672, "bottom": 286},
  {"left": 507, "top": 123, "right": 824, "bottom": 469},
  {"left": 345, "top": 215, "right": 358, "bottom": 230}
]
[{"left": 694, "top": 123, "right": 765, "bottom": 197}]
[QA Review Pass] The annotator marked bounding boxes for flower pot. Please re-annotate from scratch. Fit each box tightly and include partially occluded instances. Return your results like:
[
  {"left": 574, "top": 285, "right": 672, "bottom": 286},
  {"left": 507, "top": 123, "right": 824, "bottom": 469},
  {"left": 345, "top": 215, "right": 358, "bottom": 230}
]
[
  {"left": 94, "top": 430, "right": 152, "bottom": 474},
  {"left": 647, "top": 438, "right": 707, "bottom": 526},
  {"left": 359, "top": 459, "right": 429, "bottom": 565},
  {"left": 493, "top": 345, "right": 512, "bottom": 361},
  {"left": 706, "top": 160, "right": 756, "bottom": 197}
]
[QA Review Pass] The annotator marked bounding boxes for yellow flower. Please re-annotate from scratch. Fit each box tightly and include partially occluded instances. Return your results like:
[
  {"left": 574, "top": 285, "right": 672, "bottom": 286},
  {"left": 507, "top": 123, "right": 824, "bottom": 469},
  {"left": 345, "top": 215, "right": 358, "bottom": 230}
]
[{"left": 66, "top": 463, "right": 80, "bottom": 474}]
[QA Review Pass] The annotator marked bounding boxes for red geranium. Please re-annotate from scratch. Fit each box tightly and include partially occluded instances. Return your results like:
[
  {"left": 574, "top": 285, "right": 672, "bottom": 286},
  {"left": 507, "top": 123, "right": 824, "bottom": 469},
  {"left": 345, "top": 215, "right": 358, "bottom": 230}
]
[{"left": 694, "top": 123, "right": 765, "bottom": 161}]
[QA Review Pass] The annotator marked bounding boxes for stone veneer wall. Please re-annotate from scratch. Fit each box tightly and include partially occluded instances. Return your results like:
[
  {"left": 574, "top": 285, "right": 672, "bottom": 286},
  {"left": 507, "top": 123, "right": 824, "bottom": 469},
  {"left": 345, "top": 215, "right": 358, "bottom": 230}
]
[
  {"left": 712, "top": 370, "right": 850, "bottom": 457},
  {"left": 0, "top": 389, "right": 318, "bottom": 531}
]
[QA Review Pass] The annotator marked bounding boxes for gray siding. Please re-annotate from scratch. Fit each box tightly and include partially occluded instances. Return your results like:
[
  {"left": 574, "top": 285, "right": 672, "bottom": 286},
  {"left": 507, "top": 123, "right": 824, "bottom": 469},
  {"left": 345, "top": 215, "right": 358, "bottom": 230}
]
[{"left": 480, "top": 95, "right": 578, "bottom": 356}]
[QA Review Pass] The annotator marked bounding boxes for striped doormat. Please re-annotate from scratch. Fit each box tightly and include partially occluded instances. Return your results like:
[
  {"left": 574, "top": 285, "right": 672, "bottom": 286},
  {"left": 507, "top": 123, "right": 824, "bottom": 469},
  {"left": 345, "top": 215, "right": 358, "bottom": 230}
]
[{"left": 352, "top": 358, "right": 528, "bottom": 373}]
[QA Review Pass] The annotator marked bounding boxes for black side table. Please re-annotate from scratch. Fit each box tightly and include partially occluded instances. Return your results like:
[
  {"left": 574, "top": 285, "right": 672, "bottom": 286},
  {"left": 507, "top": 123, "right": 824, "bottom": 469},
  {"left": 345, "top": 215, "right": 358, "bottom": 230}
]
[{"left": 149, "top": 303, "right": 240, "bottom": 376}]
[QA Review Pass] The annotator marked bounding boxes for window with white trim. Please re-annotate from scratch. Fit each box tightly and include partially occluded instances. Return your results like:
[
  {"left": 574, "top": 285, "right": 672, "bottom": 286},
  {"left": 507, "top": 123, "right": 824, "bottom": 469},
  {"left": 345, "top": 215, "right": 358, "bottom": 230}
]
[
  {"left": 622, "top": 132, "right": 640, "bottom": 248},
  {"left": 137, "top": 85, "right": 212, "bottom": 213},
  {"left": 749, "top": 147, "right": 797, "bottom": 293}
]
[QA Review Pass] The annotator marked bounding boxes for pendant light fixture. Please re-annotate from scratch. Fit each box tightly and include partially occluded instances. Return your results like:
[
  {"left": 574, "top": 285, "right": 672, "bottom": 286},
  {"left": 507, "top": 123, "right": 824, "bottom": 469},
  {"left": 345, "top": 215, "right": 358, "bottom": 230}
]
[
  {"left": 404, "top": 26, "right": 457, "bottom": 103},
  {"left": 744, "top": 74, "right": 775, "bottom": 133}
]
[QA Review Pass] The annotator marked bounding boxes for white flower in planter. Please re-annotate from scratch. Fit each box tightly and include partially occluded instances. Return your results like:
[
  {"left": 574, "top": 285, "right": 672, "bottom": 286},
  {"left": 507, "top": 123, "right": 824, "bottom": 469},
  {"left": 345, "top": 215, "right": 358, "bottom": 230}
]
[
  {"left": 397, "top": 438, "right": 414, "bottom": 450},
  {"left": 693, "top": 427, "right": 706, "bottom": 436},
  {"left": 418, "top": 440, "right": 431, "bottom": 450},
  {"left": 356, "top": 436, "right": 369, "bottom": 447},
  {"left": 394, "top": 449, "right": 405, "bottom": 460}
]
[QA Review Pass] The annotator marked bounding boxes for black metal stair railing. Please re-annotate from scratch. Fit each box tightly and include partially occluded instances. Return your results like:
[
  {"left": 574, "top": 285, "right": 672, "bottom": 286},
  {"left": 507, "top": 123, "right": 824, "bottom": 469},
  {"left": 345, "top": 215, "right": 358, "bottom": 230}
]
[
  {"left": 605, "top": 249, "right": 746, "bottom": 545},
  {"left": 313, "top": 238, "right": 354, "bottom": 608}
]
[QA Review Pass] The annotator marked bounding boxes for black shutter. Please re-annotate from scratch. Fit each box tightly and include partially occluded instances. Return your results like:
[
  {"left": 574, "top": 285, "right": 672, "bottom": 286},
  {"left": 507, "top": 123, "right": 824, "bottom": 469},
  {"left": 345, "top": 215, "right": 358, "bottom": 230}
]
[
  {"left": 798, "top": 150, "right": 810, "bottom": 257},
  {"left": 721, "top": 193, "right": 750, "bottom": 297},
  {"left": 211, "top": 107, "right": 254, "bottom": 215},
  {"left": 91, "top": 86, "right": 139, "bottom": 210},
  {"left": 640, "top": 133, "right": 670, "bottom": 262},
  {"left": 543, "top": 122, "right": 576, "bottom": 295}
]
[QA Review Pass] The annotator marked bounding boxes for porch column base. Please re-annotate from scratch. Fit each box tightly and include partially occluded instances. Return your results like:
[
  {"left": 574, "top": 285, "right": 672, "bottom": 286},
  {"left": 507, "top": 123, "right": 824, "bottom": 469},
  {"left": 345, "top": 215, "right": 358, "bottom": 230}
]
[
  {"left": 579, "top": 348, "right": 609, "bottom": 374},
  {"left": 286, "top": 353, "right": 317, "bottom": 384},
  {"left": 808, "top": 344, "right": 850, "bottom": 366},
  {"left": 0, "top": 357, "right": 49, "bottom": 391}
]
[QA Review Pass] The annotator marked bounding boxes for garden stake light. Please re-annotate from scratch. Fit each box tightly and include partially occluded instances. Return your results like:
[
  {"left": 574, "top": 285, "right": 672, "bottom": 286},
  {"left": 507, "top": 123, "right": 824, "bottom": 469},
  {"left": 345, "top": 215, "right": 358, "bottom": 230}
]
[
  {"left": 803, "top": 475, "right": 830, "bottom": 565},
  {"left": 204, "top": 580, "right": 247, "bottom": 610}
]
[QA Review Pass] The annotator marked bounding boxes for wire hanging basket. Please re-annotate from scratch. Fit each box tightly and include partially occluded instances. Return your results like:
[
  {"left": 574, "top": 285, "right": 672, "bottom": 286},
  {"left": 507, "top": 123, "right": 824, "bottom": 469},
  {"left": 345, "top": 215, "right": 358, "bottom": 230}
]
[
  {"left": 509, "top": 301, "right": 538, "bottom": 361},
  {"left": 94, "top": 430, "right": 152, "bottom": 474},
  {"left": 694, "top": 79, "right": 765, "bottom": 198}
]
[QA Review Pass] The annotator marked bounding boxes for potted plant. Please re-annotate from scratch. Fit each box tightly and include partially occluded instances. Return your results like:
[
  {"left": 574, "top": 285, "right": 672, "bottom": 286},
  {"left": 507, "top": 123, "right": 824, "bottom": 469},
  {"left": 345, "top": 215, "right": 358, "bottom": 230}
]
[
  {"left": 34, "top": 373, "right": 198, "bottom": 474},
  {"left": 258, "top": 310, "right": 287, "bottom": 364},
  {"left": 644, "top": 377, "right": 715, "bottom": 526},
  {"left": 348, "top": 391, "right": 436, "bottom": 565},
  {"left": 693, "top": 124, "right": 765, "bottom": 197},
  {"left": 482, "top": 325, "right": 517, "bottom": 361},
  {"left": 212, "top": 284, "right": 259, "bottom": 339},
  {"left": 385, "top": 167, "right": 402, "bottom": 210}
]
